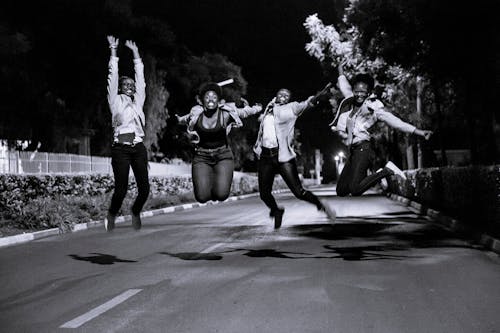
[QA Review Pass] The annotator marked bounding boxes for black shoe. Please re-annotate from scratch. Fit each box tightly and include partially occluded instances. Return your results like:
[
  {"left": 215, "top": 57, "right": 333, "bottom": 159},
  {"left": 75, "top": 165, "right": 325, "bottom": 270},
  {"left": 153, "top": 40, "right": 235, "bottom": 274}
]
[
  {"left": 273, "top": 207, "right": 285, "bottom": 229},
  {"left": 131, "top": 213, "right": 142, "bottom": 230},
  {"left": 105, "top": 212, "right": 116, "bottom": 232}
]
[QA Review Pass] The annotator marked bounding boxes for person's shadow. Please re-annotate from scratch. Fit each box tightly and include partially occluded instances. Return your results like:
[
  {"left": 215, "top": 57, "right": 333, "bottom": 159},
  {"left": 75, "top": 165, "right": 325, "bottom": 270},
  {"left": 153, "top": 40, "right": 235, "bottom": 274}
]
[{"left": 68, "top": 253, "right": 137, "bottom": 265}]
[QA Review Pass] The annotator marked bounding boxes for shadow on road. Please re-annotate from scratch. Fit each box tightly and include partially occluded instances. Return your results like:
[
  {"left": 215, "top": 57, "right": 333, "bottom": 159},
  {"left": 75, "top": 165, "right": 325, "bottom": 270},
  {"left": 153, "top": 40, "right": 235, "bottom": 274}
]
[
  {"left": 291, "top": 220, "right": 483, "bottom": 251},
  {"left": 68, "top": 253, "right": 137, "bottom": 265},
  {"left": 321, "top": 244, "right": 411, "bottom": 261},
  {"left": 159, "top": 252, "right": 223, "bottom": 260},
  {"left": 160, "top": 217, "right": 484, "bottom": 263}
]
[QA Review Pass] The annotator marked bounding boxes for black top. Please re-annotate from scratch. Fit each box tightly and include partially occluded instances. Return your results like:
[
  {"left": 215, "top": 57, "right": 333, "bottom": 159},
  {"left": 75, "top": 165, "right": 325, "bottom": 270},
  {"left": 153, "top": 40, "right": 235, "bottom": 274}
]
[{"left": 194, "top": 109, "right": 227, "bottom": 149}]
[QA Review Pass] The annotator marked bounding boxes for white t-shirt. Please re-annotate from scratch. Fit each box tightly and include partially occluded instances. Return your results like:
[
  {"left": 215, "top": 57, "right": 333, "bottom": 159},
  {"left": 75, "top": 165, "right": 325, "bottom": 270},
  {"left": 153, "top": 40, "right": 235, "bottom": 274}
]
[{"left": 261, "top": 113, "right": 278, "bottom": 148}]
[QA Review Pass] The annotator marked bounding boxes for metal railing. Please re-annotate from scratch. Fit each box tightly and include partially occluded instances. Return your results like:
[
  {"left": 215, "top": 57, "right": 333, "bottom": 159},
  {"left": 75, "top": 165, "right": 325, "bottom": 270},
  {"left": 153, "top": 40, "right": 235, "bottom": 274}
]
[
  {"left": 0, "top": 150, "right": 112, "bottom": 174},
  {"left": 0, "top": 150, "right": 191, "bottom": 176}
]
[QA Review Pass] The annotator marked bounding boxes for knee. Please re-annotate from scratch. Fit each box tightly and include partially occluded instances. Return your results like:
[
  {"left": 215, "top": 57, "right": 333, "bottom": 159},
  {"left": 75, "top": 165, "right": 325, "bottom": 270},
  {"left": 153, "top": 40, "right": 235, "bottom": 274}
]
[
  {"left": 336, "top": 188, "right": 350, "bottom": 197},
  {"left": 138, "top": 183, "right": 150, "bottom": 195},
  {"left": 212, "top": 188, "right": 230, "bottom": 202},
  {"left": 195, "top": 193, "right": 210, "bottom": 203},
  {"left": 113, "top": 185, "right": 128, "bottom": 197},
  {"left": 260, "top": 191, "right": 272, "bottom": 201},
  {"left": 292, "top": 188, "right": 307, "bottom": 200},
  {"left": 212, "top": 193, "right": 229, "bottom": 202}
]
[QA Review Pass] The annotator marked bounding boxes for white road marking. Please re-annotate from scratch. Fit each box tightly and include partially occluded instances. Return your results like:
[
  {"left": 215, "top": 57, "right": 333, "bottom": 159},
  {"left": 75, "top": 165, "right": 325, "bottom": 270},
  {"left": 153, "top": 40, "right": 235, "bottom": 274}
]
[{"left": 60, "top": 289, "right": 142, "bottom": 329}]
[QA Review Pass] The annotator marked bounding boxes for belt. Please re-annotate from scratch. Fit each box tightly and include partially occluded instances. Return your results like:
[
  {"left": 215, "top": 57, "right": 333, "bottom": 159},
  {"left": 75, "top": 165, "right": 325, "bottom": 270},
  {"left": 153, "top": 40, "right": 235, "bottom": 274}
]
[
  {"left": 195, "top": 145, "right": 227, "bottom": 153},
  {"left": 350, "top": 140, "right": 370, "bottom": 150},
  {"left": 261, "top": 147, "right": 279, "bottom": 156},
  {"left": 113, "top": 141, "right": 140, "bottom": 147}
]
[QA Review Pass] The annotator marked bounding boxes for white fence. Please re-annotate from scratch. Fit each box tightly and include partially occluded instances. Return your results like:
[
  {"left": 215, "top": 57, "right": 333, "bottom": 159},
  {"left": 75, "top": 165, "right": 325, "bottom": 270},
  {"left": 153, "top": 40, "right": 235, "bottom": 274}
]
[{"left": 0, "top": 150, "right": 191, "bottom": 176}]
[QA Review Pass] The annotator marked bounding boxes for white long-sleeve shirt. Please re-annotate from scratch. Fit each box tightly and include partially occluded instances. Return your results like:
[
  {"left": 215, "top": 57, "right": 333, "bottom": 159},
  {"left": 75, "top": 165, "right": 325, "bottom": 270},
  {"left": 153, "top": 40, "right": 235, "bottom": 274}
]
[{"left": 107, "top": 56, "right": 146, "bottom": 144}]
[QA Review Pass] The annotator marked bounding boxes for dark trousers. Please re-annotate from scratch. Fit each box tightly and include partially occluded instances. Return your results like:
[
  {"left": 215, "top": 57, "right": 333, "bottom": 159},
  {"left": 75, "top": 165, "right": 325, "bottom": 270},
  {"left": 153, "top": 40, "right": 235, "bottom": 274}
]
[
  {"left": 109, "top": 143, "right": 150, "bottom": 215},
  {"left": 258, "top": 147, "right": 322, "bottom": 213},
  {"left": 336, "top": 141, "right": 392, "bottom": 196},
  {"left": 192, "top": 146, "right": 234, "bottom": 203}
]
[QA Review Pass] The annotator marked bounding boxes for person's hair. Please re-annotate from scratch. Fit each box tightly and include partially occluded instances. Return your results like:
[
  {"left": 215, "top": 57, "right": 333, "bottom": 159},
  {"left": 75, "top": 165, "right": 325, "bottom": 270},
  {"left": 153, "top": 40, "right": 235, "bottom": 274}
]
[
  {"left": 278, "top": 88, "right": 292, "bottom": 95},
  {"left": 198, "top": 82, "right": 222, "bottom": 98},
  {"left": 352, "top": 73, "right": 374, "bottom": 92},
  {"left": 119, "top": 76, "right": 135, "bottom": 85}
]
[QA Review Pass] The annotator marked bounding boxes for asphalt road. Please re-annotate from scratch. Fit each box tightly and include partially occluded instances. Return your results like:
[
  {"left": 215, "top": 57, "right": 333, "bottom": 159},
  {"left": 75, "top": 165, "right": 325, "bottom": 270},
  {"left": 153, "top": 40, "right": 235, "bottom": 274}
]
[{"left": 1, "top": 187, "right": 499, "bottom": 333}]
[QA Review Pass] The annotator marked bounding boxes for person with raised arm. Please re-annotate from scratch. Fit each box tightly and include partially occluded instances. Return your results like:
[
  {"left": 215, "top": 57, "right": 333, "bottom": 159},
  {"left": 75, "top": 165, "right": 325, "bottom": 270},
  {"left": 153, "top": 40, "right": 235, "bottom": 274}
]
[
  {"left": 254, "top": 84, "right": 333, "bottom": 229},
  {"left": 331, "top": 63, "right": 433, "bottom": 197},
  {"left": 105, "top": 35, "right": 149, "bottom": 231},
  {"left": 178, "top": 82, "right": 262, "bottom": 203}
]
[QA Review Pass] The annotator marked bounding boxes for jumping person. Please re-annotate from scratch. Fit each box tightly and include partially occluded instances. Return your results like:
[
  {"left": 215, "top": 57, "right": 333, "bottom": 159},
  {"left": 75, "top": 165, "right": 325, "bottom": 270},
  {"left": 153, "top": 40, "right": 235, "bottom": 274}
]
[
  {"left": 178, "top": 82, "right": 262, "bottom": 203},
  {"left": 105, "top": 35, "right": 149, "bottom": 231},
  {"left": 254, "top": 84, "right": 333, "bottom": 229},
  {"left": 330, "top": 64, "right": 432, "bottom": 197}
]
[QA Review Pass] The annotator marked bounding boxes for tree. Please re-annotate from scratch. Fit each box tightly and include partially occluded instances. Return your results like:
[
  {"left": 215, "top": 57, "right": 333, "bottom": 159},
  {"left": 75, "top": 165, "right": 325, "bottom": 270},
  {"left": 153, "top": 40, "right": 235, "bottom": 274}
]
[
  {"left": 344, "top": 0, "right": 500, "bottom": 164},
  {"left": 304, "top": 13, "right": 429, "bottom": 168}
]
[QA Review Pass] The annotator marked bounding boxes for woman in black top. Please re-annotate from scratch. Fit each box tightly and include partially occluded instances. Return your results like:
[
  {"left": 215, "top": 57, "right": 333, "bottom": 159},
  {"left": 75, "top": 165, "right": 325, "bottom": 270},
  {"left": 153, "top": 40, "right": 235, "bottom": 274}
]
[{"left": 178, "top": 82, "right": 262, "bottom": 202}]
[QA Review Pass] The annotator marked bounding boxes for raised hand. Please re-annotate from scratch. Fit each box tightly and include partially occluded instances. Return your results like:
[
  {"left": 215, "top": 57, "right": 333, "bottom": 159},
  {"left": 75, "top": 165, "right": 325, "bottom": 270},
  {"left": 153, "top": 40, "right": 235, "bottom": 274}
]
[
  {"left": 125, "top": 40, "right": 140, "bottom": 59},
  {"left": 240, "top": 97, "right": 250, "bottom": 107},
  {"left": 107, "top": 35, "right": 119, "bottom": 49},
  {"left": 338, "top": 59, "right": 346, "bottom": 76}
]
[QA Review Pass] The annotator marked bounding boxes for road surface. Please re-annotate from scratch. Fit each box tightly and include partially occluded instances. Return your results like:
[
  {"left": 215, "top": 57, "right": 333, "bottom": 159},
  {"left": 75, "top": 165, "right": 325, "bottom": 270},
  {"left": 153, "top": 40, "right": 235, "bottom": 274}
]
[{"left": 0, "top": 187, "right": 499, "bottom": 332}]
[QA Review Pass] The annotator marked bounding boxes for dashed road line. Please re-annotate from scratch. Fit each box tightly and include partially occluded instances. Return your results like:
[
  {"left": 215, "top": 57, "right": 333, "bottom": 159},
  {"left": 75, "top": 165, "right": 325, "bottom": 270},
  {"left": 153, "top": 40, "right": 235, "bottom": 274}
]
[{"left": 60, "top": 289, "right": 142, "bottom": 329}]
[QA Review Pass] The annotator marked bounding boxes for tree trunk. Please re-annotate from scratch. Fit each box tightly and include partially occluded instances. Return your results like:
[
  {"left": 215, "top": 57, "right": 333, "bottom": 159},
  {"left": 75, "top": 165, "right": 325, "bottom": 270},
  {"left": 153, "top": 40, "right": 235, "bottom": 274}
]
[
  {"left": 405, "top": 137, "right": 415, "bottom": 170},
  {"left": 416, "top": 76, "right": 423, "bottom": 168}
]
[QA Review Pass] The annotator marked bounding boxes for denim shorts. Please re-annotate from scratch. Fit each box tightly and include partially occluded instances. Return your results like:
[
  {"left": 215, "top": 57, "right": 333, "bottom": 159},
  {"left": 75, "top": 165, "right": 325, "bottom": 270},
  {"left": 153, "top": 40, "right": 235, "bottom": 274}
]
[{"left": 193, "top": 146, "right": 233, "bottom": 166}]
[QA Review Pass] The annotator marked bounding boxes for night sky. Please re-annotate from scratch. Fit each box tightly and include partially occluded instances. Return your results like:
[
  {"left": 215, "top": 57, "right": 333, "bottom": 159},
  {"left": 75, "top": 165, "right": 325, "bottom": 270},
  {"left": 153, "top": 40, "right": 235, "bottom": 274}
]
[{"left": 136, "top": 0, "right": 343, "bottom": 103}]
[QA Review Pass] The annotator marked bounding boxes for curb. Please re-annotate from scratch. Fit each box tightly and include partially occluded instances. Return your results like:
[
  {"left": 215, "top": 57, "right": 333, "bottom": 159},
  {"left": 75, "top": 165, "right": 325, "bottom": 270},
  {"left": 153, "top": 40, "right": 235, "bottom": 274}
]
[
  {"left": 0, "top": 189, "right": 291, "bottom": 249},
  {"left": 387, "top": 193, "right": 500, "bottom": 255}
]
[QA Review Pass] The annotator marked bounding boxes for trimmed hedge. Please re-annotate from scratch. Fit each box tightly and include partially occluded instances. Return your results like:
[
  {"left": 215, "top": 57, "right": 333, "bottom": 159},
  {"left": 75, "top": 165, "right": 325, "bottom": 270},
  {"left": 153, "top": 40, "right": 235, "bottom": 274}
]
[
  {"left": 0, "top": 173, "right": 294, "bottom": 233},
  {"left": 387, "top": 165, "right": 500, "bottom": 237}
]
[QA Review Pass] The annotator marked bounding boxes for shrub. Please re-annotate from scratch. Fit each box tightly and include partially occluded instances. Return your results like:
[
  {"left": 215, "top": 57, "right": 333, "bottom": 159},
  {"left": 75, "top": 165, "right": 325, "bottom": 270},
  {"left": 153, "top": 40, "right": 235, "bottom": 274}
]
[
  {"left": 387, "top": 165, "right": 500, "bottom": 237},
  {"left": 0, "top": 173, "right": 268, "bottom": 233}
]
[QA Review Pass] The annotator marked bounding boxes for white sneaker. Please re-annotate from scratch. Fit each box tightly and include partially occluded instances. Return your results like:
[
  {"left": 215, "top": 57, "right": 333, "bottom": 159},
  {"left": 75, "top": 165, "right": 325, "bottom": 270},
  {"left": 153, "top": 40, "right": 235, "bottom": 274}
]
[
  {"left": 375, "top": 168, "right": 389, "bottom": 190},
  {"left": 385, "top": 161, "right": 407, "bottom": 180},
  {"left": 319, "top": 199, "right": 336, "bottom": 223}
]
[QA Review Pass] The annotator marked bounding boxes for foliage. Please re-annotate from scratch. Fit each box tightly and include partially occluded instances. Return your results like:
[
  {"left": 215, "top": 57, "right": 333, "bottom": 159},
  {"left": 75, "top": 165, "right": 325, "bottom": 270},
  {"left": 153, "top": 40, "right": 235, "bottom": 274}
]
[
  {"left": 0, "top": 172, "right": 293, "bottom": 233},
  {"left": 0, "top": 0, "right": 252, "bottom": 163},
  {"left": 343, "top": 0, "right": 499, "bottom": 163},
  {"left": 387, "top": 165, "right": 500, "bottom": 237}
]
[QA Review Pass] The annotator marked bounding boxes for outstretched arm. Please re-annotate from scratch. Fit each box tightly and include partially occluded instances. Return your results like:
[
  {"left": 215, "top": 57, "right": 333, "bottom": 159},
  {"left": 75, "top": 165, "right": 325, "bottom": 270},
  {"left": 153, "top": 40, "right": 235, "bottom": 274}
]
[
  {"left": 298, "top": 82, "right": 333, "bottom": 114},
  {"left": 235, "top": 102, "right": 263, "bottom": 118},
  {"left": 125, "top": 40, "right": 146, "bottom": 106},
  {"left": 376, "top": 106, "right": 432, "bottom": 140},
  {"left": 413, "top": 129, "right": 433, "bottom": 140},
  {"left": 337, "top": 62, "right": 353, "bottom": 98},
  {"left": 176, "top": 113, "right": 190, "bottom": 125},
  {"left": 106, "top": 35, "right": 119, "bottom": 108}
]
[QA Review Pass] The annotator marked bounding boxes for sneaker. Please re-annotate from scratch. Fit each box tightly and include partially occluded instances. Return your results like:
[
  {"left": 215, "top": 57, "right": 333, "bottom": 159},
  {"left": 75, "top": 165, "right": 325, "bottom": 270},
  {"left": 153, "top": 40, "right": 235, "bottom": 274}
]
[
  {"left": 318, "top": 199, "right": 337, "bottom": 222},
  {"left": 131, "top": 213, "right": 142, "bottom": 230},
  {"left": 272, "top": 207, "right": 285, "bottom": 229},
  {"left": 380, "top": 177, "right": 388, "bottom": 190},
  {"left": 105, "top": 212, "right": 116, "bottom": 232},
  {"left": 385, "top": 161, "right": 407, "bottom": 180}
]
